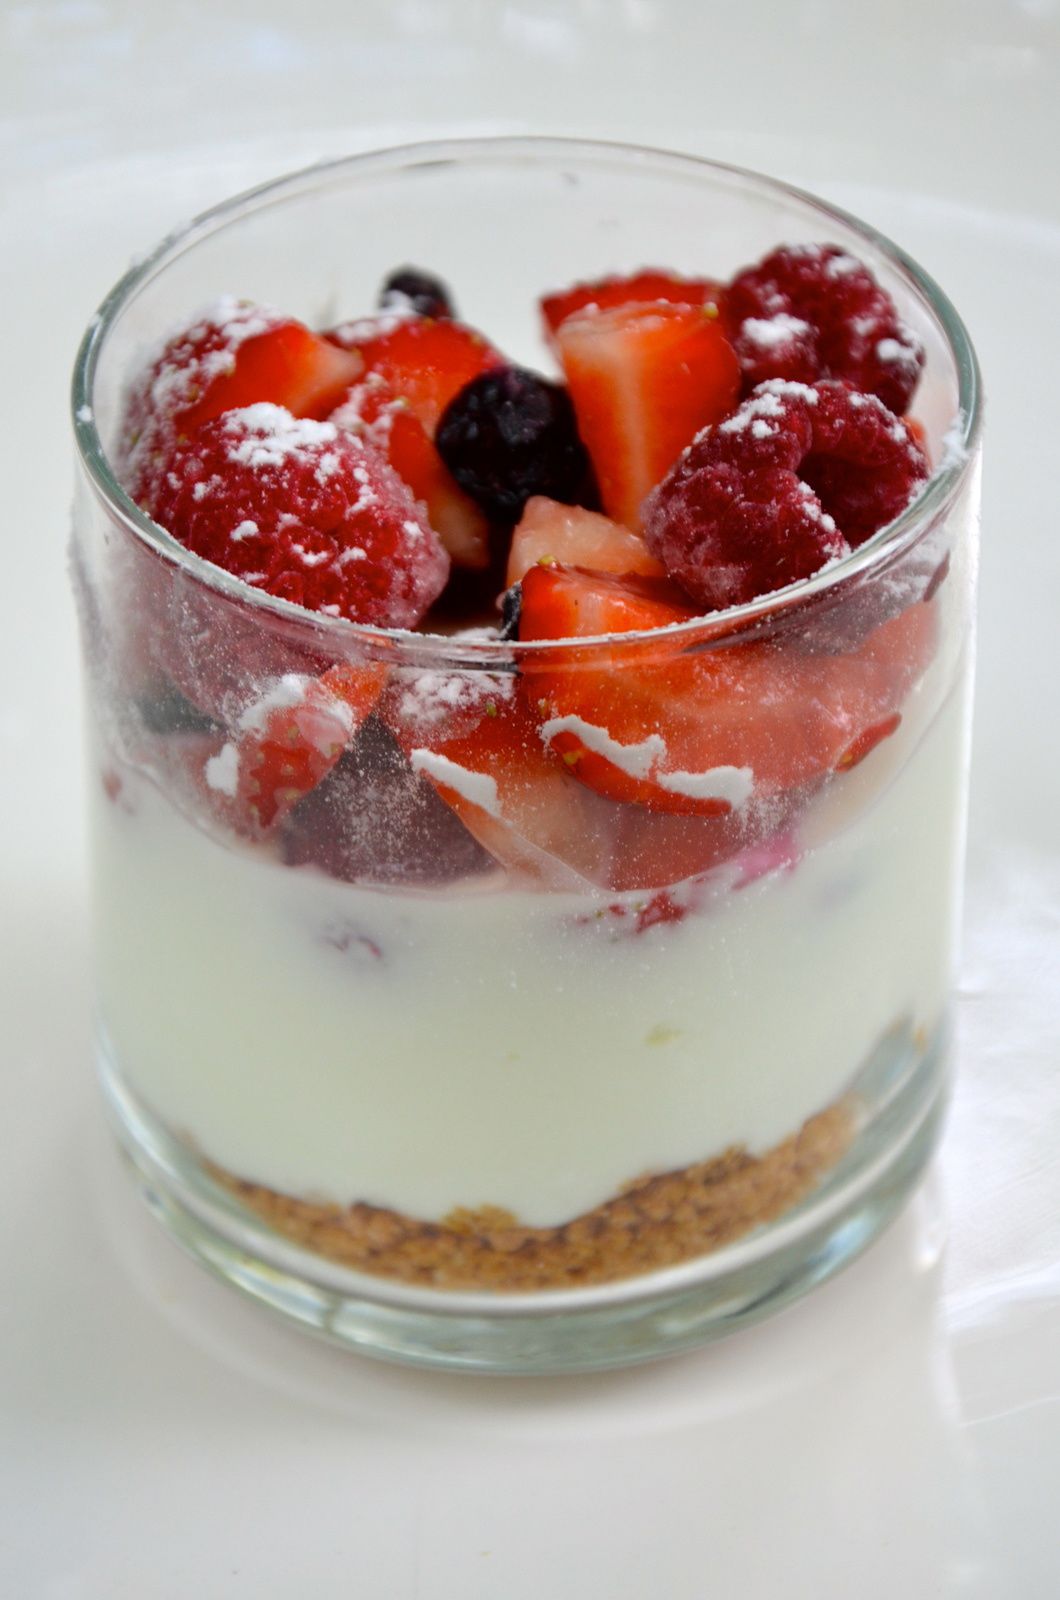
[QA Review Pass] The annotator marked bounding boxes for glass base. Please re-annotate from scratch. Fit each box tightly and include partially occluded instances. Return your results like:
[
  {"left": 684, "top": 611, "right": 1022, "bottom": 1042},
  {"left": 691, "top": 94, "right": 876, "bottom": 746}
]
[{"left": 97, "top": 1025, "right": 948, "bottom": 1374}]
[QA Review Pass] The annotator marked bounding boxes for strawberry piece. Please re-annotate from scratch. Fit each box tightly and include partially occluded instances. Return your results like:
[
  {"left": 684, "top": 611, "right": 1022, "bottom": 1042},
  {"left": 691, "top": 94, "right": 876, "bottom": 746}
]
[
  {"left": 329, "top": 314, "right": 503, "bottom": 568},
  {"left": 207, "top": 662, "right": 388, "bottom": 832},
  {"left": 332, "top": 373, "right": 491, "bottom": 569},
  {"left": 518, "top": 564, "right": 931, "bottom": 814},
  {"left": 541, "top": 270, "right": 721, "bottom": 346},
  {"left": 145, "top": 403, "right": 449, "bottom": 629},
  {"left": 506, "top": 496, "right": 664, "bottom": 586},
  {"left": 330, "top": 313, "right": 503, "bottom": 433},
  {"left": 555, "top": 302, "right": 741, "bottom": 531},
  {"left": 381, "top": 651, "right": 759, "bottom": 891},
  {"left": 120, "top": 298, "right": 363, "bottom": 502}
]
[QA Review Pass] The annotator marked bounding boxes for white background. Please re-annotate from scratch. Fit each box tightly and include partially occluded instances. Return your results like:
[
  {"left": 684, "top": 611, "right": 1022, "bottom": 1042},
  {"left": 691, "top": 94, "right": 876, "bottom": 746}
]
[{"left": 2, "top": 2, "right": 1058, "bottom": 1594}]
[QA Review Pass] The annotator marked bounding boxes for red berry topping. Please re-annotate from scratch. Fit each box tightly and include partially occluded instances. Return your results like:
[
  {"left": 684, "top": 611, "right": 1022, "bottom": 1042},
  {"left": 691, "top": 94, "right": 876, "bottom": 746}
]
[
  {"left": 381, "top": 642, "right": 757, "bottom": 891},
  {"left": 506, "top": 496, "right": 664, "bottom": 587},
  {"left": 643, "top": 379, "right": 929, "bottom": 612},
  {"left": 146, "top": 403, "right": 449, "bottom": 628},
  {"left": 518, "top": 563, "right": 930, "bottom": 814},
  {"left": 329, "top": 312, "right": 502, "bottom": 432},
  {"left": 207, "top": 661, "right": 389, "bottom": 833},
  {"left": 329, "top": 312, "right": 503, "bottom": 569},
  {"left": 120, "top": 297, "right": 363, "bottom": 500},
  {"left": 541, "top": 270, "right": 721, "bottom": 346},
  {"left": 555, "top": 301, "right": 741, "bottom": 531},
  {"left": 721, "top": 244, "right": 923, "bottom": 414}
]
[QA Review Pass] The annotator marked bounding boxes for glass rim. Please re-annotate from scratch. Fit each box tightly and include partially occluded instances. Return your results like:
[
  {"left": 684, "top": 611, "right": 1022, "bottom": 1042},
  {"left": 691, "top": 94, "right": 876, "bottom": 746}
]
[{"left": 71, "top": 134, "right": 982, "bottom": 665}]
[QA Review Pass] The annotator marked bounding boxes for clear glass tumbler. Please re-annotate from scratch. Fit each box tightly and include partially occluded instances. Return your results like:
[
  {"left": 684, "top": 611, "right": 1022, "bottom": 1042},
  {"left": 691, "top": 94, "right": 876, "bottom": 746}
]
[{"left": 71, "top": 138, "right": 981, "bottom": 1372}]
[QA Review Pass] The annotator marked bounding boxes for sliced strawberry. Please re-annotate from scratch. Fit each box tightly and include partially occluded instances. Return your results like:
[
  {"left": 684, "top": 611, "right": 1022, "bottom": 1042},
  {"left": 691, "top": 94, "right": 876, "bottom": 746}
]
[
  {"left": 331, "top": 314, "right": 503, "bottom": 433},
  {"left": 120, "top": 299, "right": 363, "bottom": 501},
  {"left": 332, "top": 372, "right": 491, "bottom": 569},
  {"left": 555, "top": 303, "right": 741, "bottom": 530},
  {"left": 384, "top": 658, "right": 764, "bottom": 891},
  {"left": 541, "top": 271, "right": 721, "bottom": 346},
  {"left": 329, "top": 315, "right": 503, "bottom": 568},
  {"left": 506, "top": 496, "right": 665, "bottom": 587},
  {"left": 177, "top": 321, "right": 363, "bottom": 434},
  {"left": 519, "top": 565, "right": 932, "bottom": 815},
  {"left": 211, "top": 661, "right": 388, "bottom": 832}
]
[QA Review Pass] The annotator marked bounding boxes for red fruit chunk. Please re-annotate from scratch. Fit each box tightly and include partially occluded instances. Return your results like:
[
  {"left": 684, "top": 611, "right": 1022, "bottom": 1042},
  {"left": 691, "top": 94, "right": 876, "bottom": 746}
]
[
  {"left": 555, "top": 302, "right": 741, "bottom": 531},
  {"left": 145, "top": 403, "right": 450, "bottom": 628},
  {"left": 541, "top": 270, "right": 721, "bottom": 345},
  {"left": 329, "top": 312, "right": 503, "bottom": 567},
  {"left": 332, "top": 373, "right": 491, "bottom": 568},
  {"left": 643, "top": 378, "right": 928, "bottom": 612},
  {"left": 518, "top": 564, "right": 926, "bottom": 815},
  {"left": 506, "top": 496, "right": 664, "bottom": 586},
  {"left": 210, "top": 661, "right": 389, "bottom": 832},
  {"left": 382, "top": 647, "right": 760, "bottom": 891},
  {"left": 721, "top": 244, "right": 923, "bottom": 414},
  {"left": 120, "top": 298, "right": 363, "bottom": 501},
  {"left": 330, "top": 312, "right": 503, "bottom": 432}
]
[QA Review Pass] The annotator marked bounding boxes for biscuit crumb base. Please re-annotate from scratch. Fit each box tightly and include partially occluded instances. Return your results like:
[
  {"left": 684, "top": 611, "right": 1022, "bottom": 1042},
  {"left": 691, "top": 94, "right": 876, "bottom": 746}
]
[{"left": 212, "top": 1102, "right": 854, "bottom": 1291}]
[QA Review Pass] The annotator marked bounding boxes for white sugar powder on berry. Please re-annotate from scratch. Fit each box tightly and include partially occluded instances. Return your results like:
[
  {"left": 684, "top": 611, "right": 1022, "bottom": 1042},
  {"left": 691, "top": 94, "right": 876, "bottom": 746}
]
[
  {"left": 538, "top": 715, "right": 667, "bottom": 781},
  {"left": 222, "top": 404, "right": 339, "bottom": 470},
  {"left": 204, "top": 742, "right": 240, "bottom": 797},
  {"left": 397, "top": 654, "right": 515, "bottom": 734},
  {"left": 409, "top": 749, "right": 502, "bottom": 817},
  {"left": 656, "top": 765, "right": 754, "bottom": 807},
  {"left": 876, "top": 336, "right": 920, "bottom": 372},
  {"left": 740, "top": 314, "right": 812, "bottom": 349},
  {"left": 824, "top": 253, "right": 862, "bottom": 279},
  {"left": 236, "top": 674, "right": 310, "bottom": 735}
]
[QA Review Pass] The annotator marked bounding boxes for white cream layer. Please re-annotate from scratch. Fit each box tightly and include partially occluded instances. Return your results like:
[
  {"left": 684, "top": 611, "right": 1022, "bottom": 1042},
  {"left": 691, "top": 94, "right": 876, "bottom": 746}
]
[{"left": 91, "top": 683, "right": 967, "bottom": 1227}]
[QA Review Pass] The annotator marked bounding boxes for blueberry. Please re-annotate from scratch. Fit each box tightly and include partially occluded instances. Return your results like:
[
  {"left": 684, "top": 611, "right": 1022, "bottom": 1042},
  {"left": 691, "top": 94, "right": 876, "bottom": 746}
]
[
  {"left": 378, "top": 267, "right": 455, "bottom": 320},
  {"left": 498, "top": 581, "right": 522, "bottom": 640},
  {"left": 436, "top": 366, "right": 590, "bottom": 523}
]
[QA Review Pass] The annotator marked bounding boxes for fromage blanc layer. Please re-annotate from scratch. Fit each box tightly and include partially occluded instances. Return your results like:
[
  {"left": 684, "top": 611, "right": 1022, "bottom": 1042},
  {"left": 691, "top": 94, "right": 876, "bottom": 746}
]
[{"left": 91, "top": 685, "right": 965, "bottom": 1228}]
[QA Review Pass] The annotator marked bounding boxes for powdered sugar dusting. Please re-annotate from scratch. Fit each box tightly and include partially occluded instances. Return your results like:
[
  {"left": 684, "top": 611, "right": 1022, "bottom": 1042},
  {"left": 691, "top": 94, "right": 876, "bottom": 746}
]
[
  {"left": 236, "top": 674, "right": 311, "bottom": 736},
  {"left": 740, "top": 313, "right": 812, "bottom": 349},
  {"left": 656, "top": 764, "right": 754, "bottom": 806},
  {"left": 397, "top": 658, "right": 515, "bottom": 735},
  {"left": 204, "top": 742, "right": 240, "bottom": 797},
  {"left": 539, "top": 715, "right": 666, "bottom": 780},
  {"left": 409, "top": 749, "right": 501, "bottom": 817},
  {"left": 222, "top": 404, "right": 338, "bottom": 470}
]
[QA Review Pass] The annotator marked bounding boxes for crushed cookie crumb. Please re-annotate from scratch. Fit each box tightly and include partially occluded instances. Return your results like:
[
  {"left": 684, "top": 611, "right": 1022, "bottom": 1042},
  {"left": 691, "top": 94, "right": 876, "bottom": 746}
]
[{"left": 210, "top": 1101, "right": 854, "bottom": 1291}]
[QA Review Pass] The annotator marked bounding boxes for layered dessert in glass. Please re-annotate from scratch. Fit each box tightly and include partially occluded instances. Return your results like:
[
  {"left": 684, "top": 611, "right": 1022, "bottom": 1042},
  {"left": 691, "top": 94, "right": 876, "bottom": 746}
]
[{"left": 71, "top": 141, "right": 980, "bottom": 1370}]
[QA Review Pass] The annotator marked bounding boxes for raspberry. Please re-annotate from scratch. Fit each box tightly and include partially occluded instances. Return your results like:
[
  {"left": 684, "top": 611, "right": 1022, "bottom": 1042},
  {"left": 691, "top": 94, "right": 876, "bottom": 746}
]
[
  {"left": 146, "top": 403, "right": 449, "bottom": 628},
  {"left": 119, "top": 297, "right": 362, "bottom": 503},
  {"left": 722, "top": 244, "right": 923, "bottom": 414},
  {"left": 642, "top": 379, "right": 928, "bottom": 612},
  {"left": 436, "top": 366, "right": 591, "bottom": 522}
]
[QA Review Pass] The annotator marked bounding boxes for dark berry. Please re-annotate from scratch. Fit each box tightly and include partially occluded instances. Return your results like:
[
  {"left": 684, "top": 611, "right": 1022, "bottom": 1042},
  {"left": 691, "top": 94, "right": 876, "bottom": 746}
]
[
  {"left": 281, "top": 715, "right": 494, "bottom": 886},
  {"left": 436, "top": 366, "right": 591, "bottom": 522},
  {"left": 642, "top": 378, "right": 928, "bottom": 612},
  {"left": 721, "top": 244, "right": 924, "bottom": 414},
  {"left": 378, "top": 267, "right": 455, "bottom": 321},
  {"left": 498, "top": 581, "right": 522, "bottom": 640},
  {"left": 136, "top": 682, "right": 222, "bottom": 737}
]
